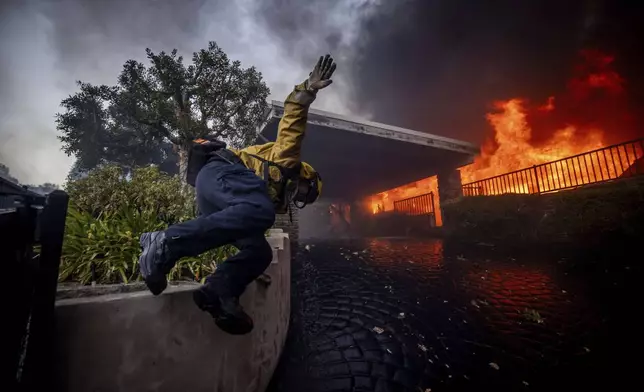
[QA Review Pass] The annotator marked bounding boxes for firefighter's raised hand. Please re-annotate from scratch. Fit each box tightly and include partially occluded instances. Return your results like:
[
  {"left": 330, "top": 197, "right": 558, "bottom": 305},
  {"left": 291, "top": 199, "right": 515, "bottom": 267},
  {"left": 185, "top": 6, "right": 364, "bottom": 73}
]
[{"left": 306, "top": 54, "right": 336, "bottom": 92}]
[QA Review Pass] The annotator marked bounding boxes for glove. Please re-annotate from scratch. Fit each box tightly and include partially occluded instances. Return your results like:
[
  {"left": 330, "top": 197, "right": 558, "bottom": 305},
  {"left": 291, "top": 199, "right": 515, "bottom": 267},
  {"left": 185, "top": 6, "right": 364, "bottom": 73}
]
[{"left": 305, "top": 54, "right": 337, "bottom": 93}]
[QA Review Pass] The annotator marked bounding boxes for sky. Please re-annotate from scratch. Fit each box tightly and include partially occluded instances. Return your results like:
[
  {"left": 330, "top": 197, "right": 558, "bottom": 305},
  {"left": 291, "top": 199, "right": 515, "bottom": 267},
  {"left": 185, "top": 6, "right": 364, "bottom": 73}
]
[
  {"left": 0, "top": 0, "right": 388, "bottom": 184},
  {"left": 1, "top": 0, "right": 642, "bottom": 185}
]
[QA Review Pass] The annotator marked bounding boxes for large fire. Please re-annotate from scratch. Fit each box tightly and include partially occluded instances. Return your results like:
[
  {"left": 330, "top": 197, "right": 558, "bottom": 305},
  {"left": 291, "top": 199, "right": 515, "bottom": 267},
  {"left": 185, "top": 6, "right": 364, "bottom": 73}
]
[
  {"left": 462, "top": 49, "right": 638, "bottom": 185},
  {"left": 367, "top": 50, "right": 642, "bottom": 223},
  {"left": 370, "top": 176, "right": 442, "bottom": 226}
]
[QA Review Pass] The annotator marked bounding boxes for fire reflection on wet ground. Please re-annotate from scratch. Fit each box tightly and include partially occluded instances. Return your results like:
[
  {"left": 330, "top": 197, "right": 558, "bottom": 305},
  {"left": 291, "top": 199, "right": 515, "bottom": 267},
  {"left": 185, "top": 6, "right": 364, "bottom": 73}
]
[{"left": 269, "top": 238, "right": 639, "bottom": 392}]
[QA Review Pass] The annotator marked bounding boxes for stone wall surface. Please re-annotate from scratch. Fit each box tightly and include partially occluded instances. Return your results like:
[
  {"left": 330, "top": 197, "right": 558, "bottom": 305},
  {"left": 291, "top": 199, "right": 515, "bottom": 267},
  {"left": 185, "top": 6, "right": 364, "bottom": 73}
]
[
  {"left": 274, "top": 209, "right": 299, "bottom": 254},
  {"left": 54, "top": 231, "right": 291, "bottom": 392}
]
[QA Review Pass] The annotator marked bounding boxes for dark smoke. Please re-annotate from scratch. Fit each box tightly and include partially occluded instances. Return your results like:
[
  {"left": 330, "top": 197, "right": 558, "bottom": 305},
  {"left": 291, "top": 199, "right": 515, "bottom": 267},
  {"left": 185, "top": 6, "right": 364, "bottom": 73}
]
[
  {"left": 0, "top": 0, "right": 376, "bottom": 184},
  {"left": 1, "top": 0, "right": 643, "bottom": 185},
  {"left": 351, "top": 0, "right": 644, "bottom": 145}
]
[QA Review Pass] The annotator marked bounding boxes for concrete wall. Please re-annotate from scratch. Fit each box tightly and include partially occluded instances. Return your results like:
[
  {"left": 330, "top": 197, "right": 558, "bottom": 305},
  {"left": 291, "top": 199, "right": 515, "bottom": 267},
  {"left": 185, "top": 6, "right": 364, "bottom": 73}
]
[
  {"left": 54, "top": 230, "right": 291, "bottom": 392},
  {"left": 273, "top": 210, "right": 298, "bottom": 254}
]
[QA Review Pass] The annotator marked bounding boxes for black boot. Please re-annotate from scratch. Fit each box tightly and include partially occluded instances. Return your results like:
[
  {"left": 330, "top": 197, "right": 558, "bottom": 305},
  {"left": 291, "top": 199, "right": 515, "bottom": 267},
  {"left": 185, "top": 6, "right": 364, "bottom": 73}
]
[
  {"left": 139, "top": 231, "right": 173, "bottom": 295},
  {"left": 193, "top": 283, "right": 254, "bottom": 335}
]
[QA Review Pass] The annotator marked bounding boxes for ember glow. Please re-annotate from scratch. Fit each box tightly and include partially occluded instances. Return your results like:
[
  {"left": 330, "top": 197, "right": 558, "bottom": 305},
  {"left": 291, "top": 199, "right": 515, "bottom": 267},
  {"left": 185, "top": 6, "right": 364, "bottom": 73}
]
[
  {"left": 369, "top": 176, "right": 442, "bottom": 226},
  {"left": 366, "top": 50, "right": 643, "bottom": 222},
  {"left": 459, "top": 98, "right": 607, "bottom": 184},
  {"left": 461, "top": 50, "right": 641, "bottom": 188}
]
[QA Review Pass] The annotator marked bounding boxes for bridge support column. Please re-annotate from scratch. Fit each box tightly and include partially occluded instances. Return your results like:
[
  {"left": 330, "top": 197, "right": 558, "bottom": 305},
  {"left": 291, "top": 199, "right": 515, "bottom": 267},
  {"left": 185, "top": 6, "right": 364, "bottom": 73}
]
[{"left": 437, "top": 168, "right": 463, "bottom": 226}]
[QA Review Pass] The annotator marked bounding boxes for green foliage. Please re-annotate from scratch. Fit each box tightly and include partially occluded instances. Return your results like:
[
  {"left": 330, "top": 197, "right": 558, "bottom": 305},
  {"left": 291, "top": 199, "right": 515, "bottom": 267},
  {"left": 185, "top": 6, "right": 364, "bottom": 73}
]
[
  {"left": 61, "top": 207, "right": 237, "bottom": 284},
  {"left": 64, "top": 164, "right": 194, "bottom": 224},
  {"left": 56, "top": 41, "right": 270, "bottom": 177},
  {"left": 61, "top": 207, "right": 163, "bottom": 284},
  {"left": 61, "top": 164, "right": 237, "bottom": 284}
]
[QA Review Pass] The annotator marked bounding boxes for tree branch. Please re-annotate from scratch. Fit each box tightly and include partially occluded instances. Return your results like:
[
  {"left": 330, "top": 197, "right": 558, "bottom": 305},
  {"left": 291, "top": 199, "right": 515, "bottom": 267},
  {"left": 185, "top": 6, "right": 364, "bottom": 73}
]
[
  {"left": 173, "top": 89, "right": 185, "bottom": 111},
  {"left": 190, "top": 62, "right": 204, "bottom": 85},
  {"left": 136, "top": 118, "right": 180, "bottom": 145},
  {"left": 220, "top": 93, "right": 252, "bottom": 130},
  {"left": 204, "top": 72, "right": 233, "bottom": 119}
]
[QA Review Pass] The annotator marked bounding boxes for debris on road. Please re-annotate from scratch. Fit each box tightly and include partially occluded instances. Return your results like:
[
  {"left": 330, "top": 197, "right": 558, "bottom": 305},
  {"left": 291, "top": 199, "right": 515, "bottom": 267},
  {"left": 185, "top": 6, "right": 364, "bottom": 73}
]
[
  {"left": 521, "top": 308, "right": 544, "bottom": 324},
  {"left": 372, "top": 326, "right": 385, "bottom": 334},
  {"left": 489, "top": 362, "right": 500, "bottom": 370},
  {"left": 478, "top": 242, "right": 495, "bottom": 247},
  {"left": 398, "top": 312, "right": 406, "bottom": 319},
  {"left": 304, "top": 245, "right": 311, "bottom": 251}
]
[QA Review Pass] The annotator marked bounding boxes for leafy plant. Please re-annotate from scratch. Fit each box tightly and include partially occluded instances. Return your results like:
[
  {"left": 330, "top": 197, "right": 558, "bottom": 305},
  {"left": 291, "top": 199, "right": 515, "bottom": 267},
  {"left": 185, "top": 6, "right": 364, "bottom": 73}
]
[
  {"left": 64, "top": 164, "right": 195, "bottom": 223},
  {"left": 60, "top": 164, "right": 236, "bottom": 284},
  {"left": 56, "top": 41, "right": 270, "bottom": 180},
  {"left": 61, "top": 207, "right": 161, "bottom": 284},
  {"left": 61, "top": 207, "right": 237, "bottom": 284}
]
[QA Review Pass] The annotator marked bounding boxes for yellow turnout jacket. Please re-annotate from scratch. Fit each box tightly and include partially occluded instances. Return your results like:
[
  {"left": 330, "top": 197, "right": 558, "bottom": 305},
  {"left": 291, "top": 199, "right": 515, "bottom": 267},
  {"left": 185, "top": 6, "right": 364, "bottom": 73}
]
[{"left": 230, "top": 82, "right": 317, "bottom": 211}]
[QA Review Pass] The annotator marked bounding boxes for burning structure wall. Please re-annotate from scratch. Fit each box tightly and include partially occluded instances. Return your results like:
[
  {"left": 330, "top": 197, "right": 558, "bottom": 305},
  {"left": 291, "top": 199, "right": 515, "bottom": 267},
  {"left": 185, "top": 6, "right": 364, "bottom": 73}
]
[{"left": 366, "top": 50, "right": 642, "bottom": 225}]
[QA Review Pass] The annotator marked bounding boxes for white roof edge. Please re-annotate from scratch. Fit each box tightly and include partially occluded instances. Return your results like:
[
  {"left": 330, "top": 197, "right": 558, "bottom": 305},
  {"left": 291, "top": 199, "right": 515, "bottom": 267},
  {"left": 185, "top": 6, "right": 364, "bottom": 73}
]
[{"left": 268, "top": 100, "right": 479, "bottom": 154}]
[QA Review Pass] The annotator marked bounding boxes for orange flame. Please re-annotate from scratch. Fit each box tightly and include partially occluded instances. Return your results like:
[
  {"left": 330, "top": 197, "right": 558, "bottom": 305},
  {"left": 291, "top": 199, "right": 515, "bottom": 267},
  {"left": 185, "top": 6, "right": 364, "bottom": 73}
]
[
  {"left": 366, "top": 50, "right": 641, "bottom": 222},
  {"left": 461, "top": 50, "right": 641, "bottom": 186},
  {"left": 369, "top": 176, "right": 442, "bottom": 226},
  {"left": 459, "top": 98, "right": 606, "bottom": 184}
]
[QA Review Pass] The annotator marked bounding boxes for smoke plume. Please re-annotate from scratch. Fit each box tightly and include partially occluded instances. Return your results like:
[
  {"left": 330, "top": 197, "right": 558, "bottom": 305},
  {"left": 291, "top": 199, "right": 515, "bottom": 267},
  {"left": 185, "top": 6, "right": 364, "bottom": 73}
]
[
  {"left": 1, "top": 0, "right": 642, "bottom": 185},
  {"left": 352, "top": 0, "right": 644, "bottom": 145},
  {"left": 0, "top": 0, "right": 385, "bottom": 184}
]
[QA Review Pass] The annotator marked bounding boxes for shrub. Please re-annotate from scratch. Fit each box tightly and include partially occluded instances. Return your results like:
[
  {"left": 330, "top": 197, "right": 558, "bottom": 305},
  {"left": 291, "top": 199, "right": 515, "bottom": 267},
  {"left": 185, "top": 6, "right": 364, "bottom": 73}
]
[
  {"left": 65, "top": 164, "right": 195, "bottom": 224},
  {"left": 61, "top": 165, "right": 237, "bottom": 284}
]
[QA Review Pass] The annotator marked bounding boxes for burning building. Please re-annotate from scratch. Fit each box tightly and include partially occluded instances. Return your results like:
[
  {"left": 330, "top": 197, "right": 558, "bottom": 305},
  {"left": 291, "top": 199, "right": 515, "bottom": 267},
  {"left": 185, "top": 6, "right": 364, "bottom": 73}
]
[
  {"left": 256, "top": 102, "right": 478, "bottom": 238},
  {"left": 367, "top": 50, "right": 643, "bottom": 226}
]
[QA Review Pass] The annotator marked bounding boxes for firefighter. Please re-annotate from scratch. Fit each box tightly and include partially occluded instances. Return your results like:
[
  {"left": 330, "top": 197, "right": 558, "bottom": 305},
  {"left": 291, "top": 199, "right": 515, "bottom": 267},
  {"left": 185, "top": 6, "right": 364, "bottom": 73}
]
[{"left": 138, "top": 54, "right": 336, "bottom": 335}]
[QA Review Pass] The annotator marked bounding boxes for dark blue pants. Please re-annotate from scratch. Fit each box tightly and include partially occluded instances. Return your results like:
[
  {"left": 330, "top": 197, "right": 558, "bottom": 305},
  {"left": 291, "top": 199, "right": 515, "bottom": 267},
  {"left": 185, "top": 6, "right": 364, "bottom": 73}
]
[{"left": 164, "top": 158, "right": 276, "bottom": 298}]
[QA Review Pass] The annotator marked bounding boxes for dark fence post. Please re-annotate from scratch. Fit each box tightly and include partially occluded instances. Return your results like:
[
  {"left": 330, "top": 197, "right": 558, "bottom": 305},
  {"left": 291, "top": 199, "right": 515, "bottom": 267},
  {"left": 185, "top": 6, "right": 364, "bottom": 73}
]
[
  {"left": 462, "top": 138, "right": 644, "bottom": 197},
  {"left": 532, "top": 165, "right": 541, "bottom": 194},
  {"left": 20, "top": 190, "right": 69, "bottom": 391}
]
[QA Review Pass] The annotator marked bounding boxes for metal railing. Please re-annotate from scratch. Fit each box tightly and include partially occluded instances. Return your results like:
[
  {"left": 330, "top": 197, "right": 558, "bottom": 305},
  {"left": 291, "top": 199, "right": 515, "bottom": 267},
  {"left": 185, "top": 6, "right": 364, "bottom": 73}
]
[
  {"left": 394, "top": 192, "right": 435, "bottom": 216},
  {"left": 462, "top": 138, "right": 644, "bottom": 196},
  {"left": 2, "top": 176, "right": 69, "bottom": 391}
]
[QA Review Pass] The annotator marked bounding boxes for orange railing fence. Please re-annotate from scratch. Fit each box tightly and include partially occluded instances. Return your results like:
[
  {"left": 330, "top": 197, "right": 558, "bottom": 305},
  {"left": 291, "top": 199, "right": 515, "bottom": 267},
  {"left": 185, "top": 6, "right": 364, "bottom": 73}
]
[
  {"left": 462, "top": 138, "right": 644, "bottom": 196},
  {"left": 394, "top": 192, "right": 436, "bottom": 216}
]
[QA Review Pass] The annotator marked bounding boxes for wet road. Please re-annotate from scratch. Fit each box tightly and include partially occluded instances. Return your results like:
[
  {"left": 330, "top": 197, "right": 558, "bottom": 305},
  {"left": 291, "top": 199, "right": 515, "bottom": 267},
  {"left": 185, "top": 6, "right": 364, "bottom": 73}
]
[{"left": 268, "top": 238, "right": 642, "bottom": 392}]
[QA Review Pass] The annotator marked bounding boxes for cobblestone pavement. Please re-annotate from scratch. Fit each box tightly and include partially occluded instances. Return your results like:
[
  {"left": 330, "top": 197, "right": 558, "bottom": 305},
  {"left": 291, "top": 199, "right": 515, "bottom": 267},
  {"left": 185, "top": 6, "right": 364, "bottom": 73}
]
[{"left": 268, "top": 238, "right": 641, "bottom": 392}]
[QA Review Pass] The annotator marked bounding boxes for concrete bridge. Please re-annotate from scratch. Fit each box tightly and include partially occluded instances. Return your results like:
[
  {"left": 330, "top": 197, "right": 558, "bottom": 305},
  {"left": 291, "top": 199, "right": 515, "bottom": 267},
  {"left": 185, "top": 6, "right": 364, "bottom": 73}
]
[{"left": 258, "top": 101, "right": 479, "bottom": 201}]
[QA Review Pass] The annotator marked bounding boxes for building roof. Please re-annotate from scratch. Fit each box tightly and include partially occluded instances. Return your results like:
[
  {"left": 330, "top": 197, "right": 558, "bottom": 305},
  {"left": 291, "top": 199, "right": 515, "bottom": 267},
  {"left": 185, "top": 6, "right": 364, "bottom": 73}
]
[{"left": 257, "top": 101, "right": 479, "bottom": 200}]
